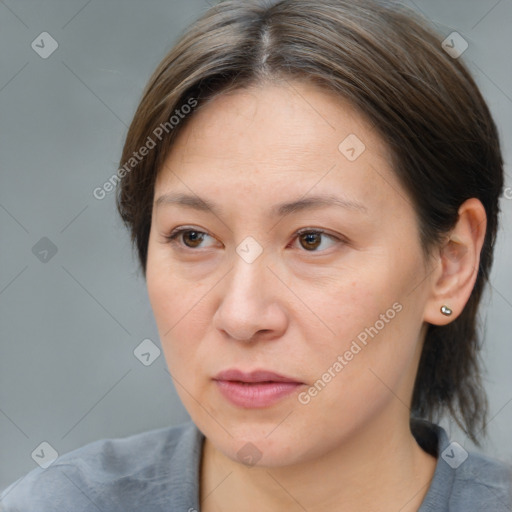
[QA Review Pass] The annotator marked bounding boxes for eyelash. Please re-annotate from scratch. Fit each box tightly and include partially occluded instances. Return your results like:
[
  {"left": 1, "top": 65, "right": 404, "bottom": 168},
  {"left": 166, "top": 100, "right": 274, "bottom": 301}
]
[{"left": 164, "top": 226, "right": 346, "bottom": 253}]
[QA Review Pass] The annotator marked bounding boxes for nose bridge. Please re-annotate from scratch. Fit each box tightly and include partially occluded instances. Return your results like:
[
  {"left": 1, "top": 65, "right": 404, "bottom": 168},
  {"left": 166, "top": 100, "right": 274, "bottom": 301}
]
[
  {"left": 227, "top": 233, "right": 271, "bottom": 294},
  {"left": 226, "top": 247, "right": 270, "bottom": 308}
]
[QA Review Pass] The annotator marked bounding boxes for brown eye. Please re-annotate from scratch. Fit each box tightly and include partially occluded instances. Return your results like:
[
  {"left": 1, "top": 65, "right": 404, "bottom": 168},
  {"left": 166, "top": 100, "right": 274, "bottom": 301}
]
[
  {"left": 181, "top": 230, "right": 205, "bottom": 248},
  {"left": 165, "top": 228, "right": 213, "bottom": 249},
  {"left": 293, "top": 230, "right": 341, "bottom": 252},
  {"left": 299, "top": 232, "right": 322, "bottom": 251}
]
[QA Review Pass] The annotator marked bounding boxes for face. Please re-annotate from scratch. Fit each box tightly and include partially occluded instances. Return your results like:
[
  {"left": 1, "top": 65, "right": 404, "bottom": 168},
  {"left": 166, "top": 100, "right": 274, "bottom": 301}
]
[{"left": 146, "top": 80, "right": 434, "bottom": 468}]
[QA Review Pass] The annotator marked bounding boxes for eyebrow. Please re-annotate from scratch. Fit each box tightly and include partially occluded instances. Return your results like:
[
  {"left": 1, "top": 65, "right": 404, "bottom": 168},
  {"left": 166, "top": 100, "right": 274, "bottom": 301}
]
[{"left": 154, "top": 192, "right": 368, "bottom": 216}]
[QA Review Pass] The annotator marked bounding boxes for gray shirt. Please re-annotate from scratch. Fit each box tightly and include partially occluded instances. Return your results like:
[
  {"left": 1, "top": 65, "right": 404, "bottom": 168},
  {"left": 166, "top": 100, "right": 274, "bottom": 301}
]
[{"left": 1, "top": 419, "right": 511, "bottom": 511}]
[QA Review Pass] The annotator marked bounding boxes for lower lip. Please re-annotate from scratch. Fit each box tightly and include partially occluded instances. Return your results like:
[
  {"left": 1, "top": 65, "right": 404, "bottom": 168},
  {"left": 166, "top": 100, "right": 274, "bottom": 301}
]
[{"left": 214, "top": 380, "right": 303, "bottom": 408}]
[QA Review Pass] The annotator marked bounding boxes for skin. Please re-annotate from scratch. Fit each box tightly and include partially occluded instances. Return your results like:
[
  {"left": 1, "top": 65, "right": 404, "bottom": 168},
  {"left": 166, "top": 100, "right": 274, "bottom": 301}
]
[{"left": 146, "top": 79, "right": 487, "bottom": 512}]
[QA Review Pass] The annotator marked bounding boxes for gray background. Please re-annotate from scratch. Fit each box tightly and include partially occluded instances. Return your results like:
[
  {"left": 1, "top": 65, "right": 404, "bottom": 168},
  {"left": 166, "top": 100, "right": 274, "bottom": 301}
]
[{"left": 1, "top": 0, "right": 511, "bottom": 491}]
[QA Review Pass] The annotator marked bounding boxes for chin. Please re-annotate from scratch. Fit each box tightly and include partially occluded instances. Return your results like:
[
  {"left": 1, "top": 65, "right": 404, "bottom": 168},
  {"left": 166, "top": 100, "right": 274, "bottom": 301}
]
[{"left": 199, "top": 414, "right": 321, "bottom": 468}]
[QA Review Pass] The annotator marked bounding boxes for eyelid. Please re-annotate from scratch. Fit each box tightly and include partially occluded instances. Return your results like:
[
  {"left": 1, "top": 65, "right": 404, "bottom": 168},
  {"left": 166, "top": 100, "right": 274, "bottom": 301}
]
[
  {"left": 294, "top": 227, "right": 339, "bottom": 239},
  {"left": 166, "top": 225, "right": 208, "bottom": 239}
]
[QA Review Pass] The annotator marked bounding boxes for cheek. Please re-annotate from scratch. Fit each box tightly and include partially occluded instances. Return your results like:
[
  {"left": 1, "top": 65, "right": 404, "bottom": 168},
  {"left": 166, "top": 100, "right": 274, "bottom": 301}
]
[
  {"left": 293, "top": 262, "right": 419, "bottom": 393},
  {"left": 146, "top": 261, "right": 206, "bottom": 368},
  {"left": 292, "top": 271, "right": 394, "bottom": 356}
]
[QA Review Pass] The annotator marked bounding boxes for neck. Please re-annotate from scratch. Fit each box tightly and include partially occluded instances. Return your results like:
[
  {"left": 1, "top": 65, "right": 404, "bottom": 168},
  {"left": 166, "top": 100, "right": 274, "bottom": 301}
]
[{"left": 200, "top": 409, "right": 437, "bottom": 512}]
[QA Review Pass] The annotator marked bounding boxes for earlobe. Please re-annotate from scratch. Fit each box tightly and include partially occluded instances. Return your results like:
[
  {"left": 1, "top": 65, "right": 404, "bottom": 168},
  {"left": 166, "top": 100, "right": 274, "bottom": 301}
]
[{"left": 423, "top": 198, "right": 487, "bottom": 326}]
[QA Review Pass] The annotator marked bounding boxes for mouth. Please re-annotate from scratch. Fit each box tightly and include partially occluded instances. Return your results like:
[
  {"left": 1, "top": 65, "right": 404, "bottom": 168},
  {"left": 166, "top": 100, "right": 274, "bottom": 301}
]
[
  {"left": 212, "top": 368, "right": 304, "bottom": 408},
  {"left": 213, "top": 368, "right": 303, "bottom": 384}
]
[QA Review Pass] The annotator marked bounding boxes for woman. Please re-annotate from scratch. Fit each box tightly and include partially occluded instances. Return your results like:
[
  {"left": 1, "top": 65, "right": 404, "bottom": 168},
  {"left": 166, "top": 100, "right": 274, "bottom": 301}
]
[{"left": 2, "top": 0, "right": 511, "bottom": 510}]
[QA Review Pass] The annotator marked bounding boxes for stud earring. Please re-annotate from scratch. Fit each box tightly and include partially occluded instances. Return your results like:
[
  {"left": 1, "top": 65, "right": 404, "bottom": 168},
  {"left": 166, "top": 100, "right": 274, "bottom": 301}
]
[{"left": 440, "top": 305, "right": 453, "bottom": 316}]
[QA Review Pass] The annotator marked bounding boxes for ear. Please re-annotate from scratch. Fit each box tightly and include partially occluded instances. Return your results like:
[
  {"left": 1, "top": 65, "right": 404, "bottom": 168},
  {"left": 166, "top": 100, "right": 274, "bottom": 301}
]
[{"left": 423, "top": 198, "right": 487, "bottom": 326}]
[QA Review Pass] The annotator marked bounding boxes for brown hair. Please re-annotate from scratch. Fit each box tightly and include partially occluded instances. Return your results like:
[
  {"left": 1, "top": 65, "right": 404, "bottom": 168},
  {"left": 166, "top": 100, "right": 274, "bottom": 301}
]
[{"left": 116, "top": 0, "right": 504, "bottom": 444}]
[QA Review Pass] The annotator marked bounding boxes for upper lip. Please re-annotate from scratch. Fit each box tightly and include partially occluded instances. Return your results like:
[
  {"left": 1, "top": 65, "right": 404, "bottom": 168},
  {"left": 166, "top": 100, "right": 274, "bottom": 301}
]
[{"left": 214, "top": 369, "right": 302, "bottom": 384}]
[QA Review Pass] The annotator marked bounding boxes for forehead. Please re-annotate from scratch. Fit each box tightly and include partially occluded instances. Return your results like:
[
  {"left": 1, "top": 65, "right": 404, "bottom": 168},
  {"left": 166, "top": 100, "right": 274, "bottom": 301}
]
[
  {"left": 163, "top": 81, "right": 384, "bottom": 162},
  {"left": 155, "top": 81, "right": 407, "bottom": 219}
]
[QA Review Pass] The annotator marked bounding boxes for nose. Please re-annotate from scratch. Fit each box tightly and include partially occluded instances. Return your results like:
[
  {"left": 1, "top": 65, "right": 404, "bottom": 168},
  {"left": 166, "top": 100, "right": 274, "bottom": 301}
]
[{"left": 212, "top": 255, "right": 289, "bottom": 342}]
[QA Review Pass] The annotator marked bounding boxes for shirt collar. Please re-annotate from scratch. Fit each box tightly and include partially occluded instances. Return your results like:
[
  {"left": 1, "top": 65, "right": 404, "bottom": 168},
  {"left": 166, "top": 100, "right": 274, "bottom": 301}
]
[{"left": 168, "top": 421, "right": 205, "bottom": 511}]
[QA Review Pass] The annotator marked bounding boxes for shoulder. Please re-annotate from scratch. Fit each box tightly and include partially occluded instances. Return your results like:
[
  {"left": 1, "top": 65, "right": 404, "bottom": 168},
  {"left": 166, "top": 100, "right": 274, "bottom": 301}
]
[
  {"left": 451, "top": 450, "right": 512, "bottom": 509},
  {"left": 0, "top": 422, "right": 200, "bottom": 512},
  {"left": 412, "top": 419, "right": 512, "bottom": 511}
]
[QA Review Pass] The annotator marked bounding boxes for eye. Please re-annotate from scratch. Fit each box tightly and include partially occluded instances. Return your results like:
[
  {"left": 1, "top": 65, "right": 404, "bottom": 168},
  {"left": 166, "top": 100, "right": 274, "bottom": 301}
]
[
  {"left": 164, "top": 227, "right": 345, "bottom": 253},
  {"left": 164, "top": 227, "right": 217, "bottom": 249},
  {"left": 290, "top": 229, "right": 342, "bottom": 252}
]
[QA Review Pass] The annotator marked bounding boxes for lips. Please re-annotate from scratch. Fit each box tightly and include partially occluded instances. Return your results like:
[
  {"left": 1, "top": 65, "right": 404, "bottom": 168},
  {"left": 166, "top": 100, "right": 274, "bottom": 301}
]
[
  {"left": 213, "top": 368, "right": 303, "bottom": 384},
  {"left": 213, "top": 369, "right": 304, "bottom": 408}
]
